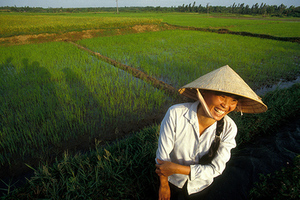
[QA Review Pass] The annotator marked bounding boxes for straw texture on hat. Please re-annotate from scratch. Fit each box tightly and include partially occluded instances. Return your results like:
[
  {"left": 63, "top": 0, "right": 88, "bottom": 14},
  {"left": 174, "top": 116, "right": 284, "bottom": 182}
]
[{"left": 178, "top": 65, "right": 267, "bottom": 113}]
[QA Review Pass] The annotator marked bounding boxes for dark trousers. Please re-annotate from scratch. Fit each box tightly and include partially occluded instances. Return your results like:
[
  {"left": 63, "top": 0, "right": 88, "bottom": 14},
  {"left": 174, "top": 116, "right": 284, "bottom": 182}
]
[{"left": 170, "top": 182, "right": 211, "bottom": 200}]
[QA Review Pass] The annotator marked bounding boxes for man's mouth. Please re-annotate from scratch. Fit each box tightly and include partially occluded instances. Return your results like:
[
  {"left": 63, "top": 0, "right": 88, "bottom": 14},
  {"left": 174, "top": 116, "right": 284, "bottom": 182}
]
[{"left": 214, "top": 107, "right": 225, "bottom": 116}]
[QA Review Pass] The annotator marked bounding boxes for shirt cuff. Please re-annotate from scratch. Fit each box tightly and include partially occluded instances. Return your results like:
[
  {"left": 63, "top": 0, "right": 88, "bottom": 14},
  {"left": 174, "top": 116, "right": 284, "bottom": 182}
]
[{"left": 189, "top": 165, "right": 197, "bottom": 181}]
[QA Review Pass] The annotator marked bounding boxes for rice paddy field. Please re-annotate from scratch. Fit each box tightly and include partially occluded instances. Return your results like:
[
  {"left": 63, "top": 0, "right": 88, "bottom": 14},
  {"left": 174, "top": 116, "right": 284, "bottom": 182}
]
[{"left": 0, "top": 11, "right": 299, "bottom": 199}]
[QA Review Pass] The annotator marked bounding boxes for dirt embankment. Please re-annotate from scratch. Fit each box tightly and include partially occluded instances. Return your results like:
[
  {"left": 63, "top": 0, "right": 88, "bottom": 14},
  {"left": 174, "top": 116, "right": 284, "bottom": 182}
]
[
  {"left": 0, "top": 24, "right": 175, "bottom": 46},
  {"left": 1, "top": 23, "right": 299, "bottom": 46}
]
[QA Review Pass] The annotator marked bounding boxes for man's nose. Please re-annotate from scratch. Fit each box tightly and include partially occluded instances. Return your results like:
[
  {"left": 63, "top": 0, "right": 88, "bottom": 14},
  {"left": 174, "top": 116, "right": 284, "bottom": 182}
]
[{"left": 221, "top": 97, "right": 230, "bottom": 108}]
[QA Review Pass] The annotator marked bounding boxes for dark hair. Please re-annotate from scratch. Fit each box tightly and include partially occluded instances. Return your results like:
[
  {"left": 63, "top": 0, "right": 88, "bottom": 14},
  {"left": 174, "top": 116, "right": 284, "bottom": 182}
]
[{"left": 212, "top": 91, "right": 241, "bottom": 100}]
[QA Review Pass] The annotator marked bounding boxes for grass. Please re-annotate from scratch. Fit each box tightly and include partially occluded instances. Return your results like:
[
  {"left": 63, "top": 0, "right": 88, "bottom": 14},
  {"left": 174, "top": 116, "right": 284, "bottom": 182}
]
[
  {"left": 114, "top": 12, "right": 300, "bottom": 37},
  {"left": 2, "top": 84, "right": 299, "bottom": 199},
  {"left": 229, "top": 20, "right": 300, "bottom": 37},
  {"left": 78, "top": 29, "right": 300, "bottom": 90},
  {"left": 1, "top": 125, "right": 161, "bottom": 200},
  {"left": 0, "top": 12, "right": 162, "bottom": 37},
  {"left": 249, "top": 155, "right": 300, "bottom": 199},
  {"left": 0, "top": 11, "right": 299, "bottom": 199},
  {"left": 230, "top": 83, "right": 300, "bottom": 145},
  {"left": 1, "top": 22, "right": 299, "bottom": 178},
  {"left": 0, "top": 41, "right": 169, "bottom": 167},
  {"left": 1, "top": 12, "right": 299, "bottom": 38}
]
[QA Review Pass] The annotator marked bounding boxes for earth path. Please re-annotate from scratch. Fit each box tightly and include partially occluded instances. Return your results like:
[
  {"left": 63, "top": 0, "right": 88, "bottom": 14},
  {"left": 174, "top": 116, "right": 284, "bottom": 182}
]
[
  {"left": 1, "top": 23, "right": 299, "bottom": 46},
  {"left": 68, "top": 41, "right": 180, "bottom": 97}
]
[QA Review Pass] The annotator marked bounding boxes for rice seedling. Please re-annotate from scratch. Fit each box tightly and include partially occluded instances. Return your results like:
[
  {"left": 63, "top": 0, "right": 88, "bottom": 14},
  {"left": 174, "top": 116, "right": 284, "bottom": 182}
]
[
  {"left": 0, "top": 12, "right": 162, "bottom": 37},
  {"left": 78, "top": 29, "right": 300, "bottom": 90},
  {"left": 0, "top": 11, "right": 299, "bottom": 199},
  {"left": 0, "top": 41, "right": 169, "bottom": 167},
  {"left": 117, "top": 12, "right": 300, "bottom": 37},
  {"left": 3, "top": 84, "right": 299, "bottom": 199}
]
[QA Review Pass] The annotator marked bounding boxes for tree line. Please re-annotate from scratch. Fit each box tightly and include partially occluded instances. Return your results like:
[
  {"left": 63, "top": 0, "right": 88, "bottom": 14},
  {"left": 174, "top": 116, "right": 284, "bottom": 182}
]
[
  {"left": 177, "top": 2, "right": 299, "bottom": 17},
  {"left": 1, "top": 2, "right": 299, "bottom": 17}
]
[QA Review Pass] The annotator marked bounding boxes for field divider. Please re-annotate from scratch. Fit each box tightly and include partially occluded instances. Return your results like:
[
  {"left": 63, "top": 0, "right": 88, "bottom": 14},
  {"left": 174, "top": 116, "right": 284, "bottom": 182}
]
[
  {"left": 68, "top": 41, "right": 182, "bottom": 98},
  {"left": 164, "top": 23, "right": 300, "bottom": 43}
]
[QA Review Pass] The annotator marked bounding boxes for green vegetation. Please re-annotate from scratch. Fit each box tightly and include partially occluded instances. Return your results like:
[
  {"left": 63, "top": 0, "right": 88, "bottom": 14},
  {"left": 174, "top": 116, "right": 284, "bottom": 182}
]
[
  {"left": 151, "top": 13, "right": 300, "bottom": 37},
  {"left": 0, "top": 10, "right": 299, "bottom": 199},
  {"left": 0, "top": 13, "right": 162, "bottom": 37},
  {"left": 231, "top": 84, "right": 300, "bottom": 144},
  {"left": 1, "top": 12, "right": 299, "bottom": 38},
  {"left": 249, "top": 155, "right": 300, "bottom": 199},
  {"left": 2, "top": 3, "right": 299, "bottom": 17},
  {"left": 2, "top": 84, "right": 300, "bottom": 199},
  {"left": 0, "top": 42, "right": 168, "bottom": 166},
  {"left": 78, "top": 30, "right": 299, "bottom": 89}
]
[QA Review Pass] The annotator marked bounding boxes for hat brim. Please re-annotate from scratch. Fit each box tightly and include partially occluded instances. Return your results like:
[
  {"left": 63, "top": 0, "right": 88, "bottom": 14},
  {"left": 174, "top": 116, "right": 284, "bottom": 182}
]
[
  {"left": 177, "top": 65, "right": 268, "bottom": 114},
  {"left": 178, "top": 87, "right": 267, "bottom": 114}
]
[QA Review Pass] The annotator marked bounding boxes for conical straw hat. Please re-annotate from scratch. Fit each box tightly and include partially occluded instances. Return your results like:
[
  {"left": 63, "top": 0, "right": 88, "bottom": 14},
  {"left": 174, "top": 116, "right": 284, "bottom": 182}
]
[{"left": 178, "top": 65, "right": 267, "bottom": 113}]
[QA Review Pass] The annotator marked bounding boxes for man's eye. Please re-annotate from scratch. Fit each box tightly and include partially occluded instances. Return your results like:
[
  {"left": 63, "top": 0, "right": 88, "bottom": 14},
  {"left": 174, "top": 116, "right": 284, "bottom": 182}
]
[{"left": 231, "top": 99, "right": 238, "bottom": 104}]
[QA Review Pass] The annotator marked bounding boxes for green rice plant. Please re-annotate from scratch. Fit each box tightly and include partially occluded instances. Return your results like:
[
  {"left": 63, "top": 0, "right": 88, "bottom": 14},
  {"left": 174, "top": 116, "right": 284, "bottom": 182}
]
[
  {"left": 78, "top": 30, "right": 300, "bottom": 90},
  {"left": 0, "top": 12, "right": 162, "bottom": 37},
  {"left": 2, "top": 12, "right": 298, "bottom": 39},
  {"left": 2, "top": 125, "right": 161, "bottom": 200},
  {"left": 249, "top": 155, "right": 300, "bottom": 199},
  {"left": 231, "top": 83, "right": 300, "bottom": 144},
  {"left": 3, "top": 84, "right": 300, "bottom": 199},
  {"left": 0, "top": 42, "right": 169, "bottom": 167},
  {"left": 120, "top": 12, "right": 300, "bottom": 37},
  {"left": 229, "top": 21, "right": 300, "bottom": 37}
]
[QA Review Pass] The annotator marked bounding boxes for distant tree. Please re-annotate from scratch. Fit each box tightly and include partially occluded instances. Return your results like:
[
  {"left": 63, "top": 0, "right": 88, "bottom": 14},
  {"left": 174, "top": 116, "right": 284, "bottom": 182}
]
[
  {"left": 278, "top": 3, "right": 287, "bottom": 16},
  {"left": 192, "top": 1, "right": 196, "bottom": 12},
  {"left": 244, "top": 4, "right": 250, "bottom": 14}
]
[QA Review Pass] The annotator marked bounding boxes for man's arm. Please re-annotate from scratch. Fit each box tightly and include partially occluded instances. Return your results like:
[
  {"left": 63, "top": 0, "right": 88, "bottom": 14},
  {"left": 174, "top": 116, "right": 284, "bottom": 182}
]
[
  {"left": 156, "top": 158, "right": 191, "bottom": 177},
  {"left": 158, "top": 176, "right": 170, "bottom": 200}
]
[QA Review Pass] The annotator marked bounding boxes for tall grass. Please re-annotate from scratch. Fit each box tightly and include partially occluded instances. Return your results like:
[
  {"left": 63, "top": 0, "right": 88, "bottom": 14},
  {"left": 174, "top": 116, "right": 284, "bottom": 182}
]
[
  {"left": 115, "top": 12, "right": 300, "bottom": 37},
  {"left": 78, "top": 30, "right": 300, "bottom": 90},
  {"left": 249, "top": 155, "right": 300, "bottom": 199},
  {"left": 1, "top": 12, "right": 299, "bottom": 38},
  {"left": 229, "top": 21, "right": 300, "bottom": 37},
  {"left": 231, "top": 83, "right": 300, "bottom": 145},
  {"left": 3, "top": 84, "right": 299, "bottom": 199},
  {"left": 0, "top": 12, "right": 162, "bottom": 37},
  {"left": 0, "top": 42, "right": 169, "bottom": 167}
]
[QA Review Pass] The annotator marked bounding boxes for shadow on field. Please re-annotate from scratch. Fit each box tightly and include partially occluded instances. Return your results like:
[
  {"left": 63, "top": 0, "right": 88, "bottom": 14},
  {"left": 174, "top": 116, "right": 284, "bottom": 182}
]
[{"left": 0, "top": 57, "right": 63, "bottom": 188}]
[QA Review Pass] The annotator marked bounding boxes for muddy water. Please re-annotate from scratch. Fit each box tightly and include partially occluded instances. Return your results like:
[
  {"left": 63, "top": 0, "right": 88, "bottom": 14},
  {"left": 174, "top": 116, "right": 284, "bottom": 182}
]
[
  {"left": 205, "top": 115, "right": 300, "bottom": 199},
  {"left": 255, "top": 76, "right": 300, "bottom": 96}
]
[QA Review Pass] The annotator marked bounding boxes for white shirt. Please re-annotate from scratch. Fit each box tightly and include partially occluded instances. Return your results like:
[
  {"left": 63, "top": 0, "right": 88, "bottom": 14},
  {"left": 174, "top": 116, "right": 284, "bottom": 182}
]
[{"left": 156, "top": 101, "right": 237, "bottom": 195}]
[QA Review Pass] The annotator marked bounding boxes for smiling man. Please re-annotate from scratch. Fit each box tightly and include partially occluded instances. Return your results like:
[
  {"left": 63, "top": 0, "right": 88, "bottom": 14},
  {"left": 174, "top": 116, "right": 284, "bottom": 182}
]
[{"left": 155, "top": 65, "right": 267, "bottom": 200}]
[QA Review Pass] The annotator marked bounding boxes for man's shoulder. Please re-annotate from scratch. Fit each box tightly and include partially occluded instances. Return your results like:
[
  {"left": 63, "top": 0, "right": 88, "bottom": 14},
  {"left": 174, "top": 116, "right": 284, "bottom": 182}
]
[{"left": 169, "top": 102, "right": 196, "bottom": 112}]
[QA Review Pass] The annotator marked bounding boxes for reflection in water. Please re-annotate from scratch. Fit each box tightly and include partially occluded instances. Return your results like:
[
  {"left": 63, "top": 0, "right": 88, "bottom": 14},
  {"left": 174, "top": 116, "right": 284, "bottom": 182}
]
[{"left": 256, "top": 76, "right": 300, "bottom": 96}]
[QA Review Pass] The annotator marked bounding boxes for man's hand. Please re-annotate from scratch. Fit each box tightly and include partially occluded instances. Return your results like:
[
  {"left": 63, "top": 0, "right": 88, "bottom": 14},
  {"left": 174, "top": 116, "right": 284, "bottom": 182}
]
[
  {"left": 155, "top": 159, "right": 177, "bottom": 177},
  {"left": 159, "top": 179, "right": 171, "bottom": 200},
  {"left": 156, "top": 158, "right": 191, "bottom": 177}
]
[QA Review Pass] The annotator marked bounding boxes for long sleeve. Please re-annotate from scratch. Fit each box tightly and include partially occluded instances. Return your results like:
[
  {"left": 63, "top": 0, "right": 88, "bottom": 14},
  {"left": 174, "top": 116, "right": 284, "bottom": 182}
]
[
  {"left": 156, "top": 107, "right": 176, "bottom": 163},
  {"left": 155, "top": 101, "right": 238, "bottom": 195},
  {"left": 190, "top": 120, "right": 237, "bottom": 181}
]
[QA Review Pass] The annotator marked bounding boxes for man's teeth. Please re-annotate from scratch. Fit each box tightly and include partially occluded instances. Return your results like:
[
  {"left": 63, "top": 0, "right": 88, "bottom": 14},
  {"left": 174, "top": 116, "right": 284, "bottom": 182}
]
[{"left": 215, "top": 108, "right": 225, "bottom": 115}]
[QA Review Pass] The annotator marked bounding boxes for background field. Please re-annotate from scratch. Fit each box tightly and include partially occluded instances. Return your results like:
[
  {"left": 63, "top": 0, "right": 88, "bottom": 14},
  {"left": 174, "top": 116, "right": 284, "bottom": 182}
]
[
  {"left": 1, "top": 12, "right": 300, "bottom": 37},
  {"left": 0, "top": 11, "right": 299, "bottom": 199}
]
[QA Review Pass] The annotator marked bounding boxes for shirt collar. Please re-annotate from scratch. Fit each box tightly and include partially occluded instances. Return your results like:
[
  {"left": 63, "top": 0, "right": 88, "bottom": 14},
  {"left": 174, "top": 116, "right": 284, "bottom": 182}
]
[
  {"left": 184, "top": 101, "right": 200, "bottom": 125},
  {"left": 184, "top": 101, "right": 217, "bottom": 133}
]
